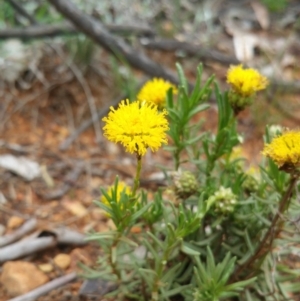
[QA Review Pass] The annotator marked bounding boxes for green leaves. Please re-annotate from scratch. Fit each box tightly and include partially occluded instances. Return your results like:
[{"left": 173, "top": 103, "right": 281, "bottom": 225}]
[
  {"left": 193, "top": 248, "right": 256, "bottom": 301},
  {"left": 167, "top": 63, "right": 213, "bottom": 170},
  {"left": 84, "top": 63, "right": 300, "bottom": 301}
]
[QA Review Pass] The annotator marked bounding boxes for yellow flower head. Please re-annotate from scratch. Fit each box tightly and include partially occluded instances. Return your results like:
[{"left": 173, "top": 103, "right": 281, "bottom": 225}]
[
  {"left": 102, "top": 100, "right": 169, "bottom": 156},
  {"left": 227, "top": 64, "right": 268, "bottom": 97},
  {"left": 262, "top": 130, "right": 300, "bottom": 168},
  {"left": 101, "top": 181, "right": 131, "bottom": 207},
  {"left": 137, "top": 78, "right": 178, "bottom": 109}
]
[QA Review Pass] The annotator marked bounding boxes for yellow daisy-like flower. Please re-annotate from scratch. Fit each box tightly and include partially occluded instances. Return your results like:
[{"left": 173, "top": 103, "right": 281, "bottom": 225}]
[
  {"left": 101, "top": 181, "right": 131, "bottom": 207},
  {"left": 137, "top": 78, "right": 178, "bottom": 109},
  {"left": 102, "top": 100, "right": 169, "bottom": 156},
  {"left": 262, "top": 130, "right": 300, "bottom": 168},
  {"left": 227, "top": 64, "right": 268, "bottom": 97}
]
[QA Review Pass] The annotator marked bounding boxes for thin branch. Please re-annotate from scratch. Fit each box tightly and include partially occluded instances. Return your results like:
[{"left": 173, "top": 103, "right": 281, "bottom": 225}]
[
  {"left": 5, "top": 0, "right": 38, "bottom": 25},
  {"left": 0, "top": 227, "right": 86, "bottom": 262},
  {"left": 0, "top": 22, "right": 155, "bottom": 40},
  {"left": 0, "top": 218, "right": 37, "bottom": 248},
  {"left": 141, "top": 38, "right": 239, "bottom": 65},
  {"left": 0, "top": 23, "right": 75, "bottom": 39},
  {"left": 46, "top": 0, "right": 180, "bottom": 85},
  {"left": 0, "top": 235, "right": 56, "bottom": 262}
]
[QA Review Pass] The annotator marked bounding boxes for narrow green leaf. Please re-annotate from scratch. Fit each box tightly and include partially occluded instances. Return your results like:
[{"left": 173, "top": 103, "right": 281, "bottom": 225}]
[
  {"left": 181, "top": 241, "right": 201, "bottom": 256},
  {"left": 162, "top": 284, "right": 193, "bottom": 298},
  {"left": 147, "top": 231, "right": 164, "bottom": 249},
  {"left": 118, "top": 236, "right": 138, "bottom": 248},
  {"left": 143, "top": 238, "right": 160, "bottom": 262},
  {"left": 206, "top": 247, "right": 215, "bottom": 278},
  {"left": 176, "top": 63, "right": 188, "bottom": 93},
  {"left": 130, "top": 202, "right": 152, "bottom": 221},
  {"left": 244, "top": 229, "right": 254, "bottom": 255},
  {"left": 187, "top": 103, "right": 210, "bottom": 119},
  {"left": 85, "top": 232, "right": 117, "bottom": 241},
  {"left": 225, "top": 277, "right": 257, "bottom": 291},
  {"left": 138, "top": 268, "right": 155, "bottom": 287},
  {"left": 94, "top": 200, "right": 114, "bottom": 216}
]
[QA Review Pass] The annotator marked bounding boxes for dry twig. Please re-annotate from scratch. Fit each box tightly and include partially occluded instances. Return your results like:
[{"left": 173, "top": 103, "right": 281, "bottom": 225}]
[
  {"left": 46, "top": 0, "right": 180, "bottom": 85},
  {"left": 0, "top": 235, "right": 56, "bottom": 262},
  {"left": 0, "top": 227, "right": 86, "bottom": 262},
  {"left": 141, "top": 38, "right": 239, "bottom": 65},
  {"left": 0, "top": 23, "right": 155, "bottom": 40},
  {"left": 0, "top": 218, "right": 37, "bottom": 248}
]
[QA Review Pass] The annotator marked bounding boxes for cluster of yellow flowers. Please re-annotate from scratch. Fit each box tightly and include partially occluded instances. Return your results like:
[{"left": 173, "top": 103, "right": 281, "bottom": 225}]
[
  {"left": 102, "top": 78, "right": 175, "bottom": 157},
  {"left": 102, "top": 66, "right": 298, "bottom": 212}
]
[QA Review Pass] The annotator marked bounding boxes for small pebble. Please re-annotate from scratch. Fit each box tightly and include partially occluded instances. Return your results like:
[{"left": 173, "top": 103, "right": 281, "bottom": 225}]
[
  {"left": 54, "top": 254, "right": 71, "bottom": 270},
  {"left": 7, "top": 216, "right": 24, "bottom": 229},
  {"left": 38, "top": 263, "right": 53, "bottom": 273}
]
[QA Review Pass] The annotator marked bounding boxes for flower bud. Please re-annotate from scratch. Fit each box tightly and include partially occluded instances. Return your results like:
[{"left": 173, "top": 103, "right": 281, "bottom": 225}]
[
  {"left": 207, "top": 186, "right": 237, "bottom": 214},
  {"left": 172, "top": 170, "right": 198, "bottom": 199}
]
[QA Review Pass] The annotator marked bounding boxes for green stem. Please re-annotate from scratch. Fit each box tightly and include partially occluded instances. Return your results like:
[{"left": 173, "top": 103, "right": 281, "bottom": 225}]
[
  {"left": 132, "top": 153, "right": 142, "bottom": 197},
  {"left": 151, "top": 245, "right": 172, "bottom": 301},
  {"left": 174, "top": 149, "right": 180, "bottom": 171},
  {"left": 231, "top": 173, "right": 299, "bottom": 281},
  {"left": 109, "top": 234, "right": 122, "bottom": 282},
  {"left": 205, "top": 117, "right": 237, "bottom": 186}
]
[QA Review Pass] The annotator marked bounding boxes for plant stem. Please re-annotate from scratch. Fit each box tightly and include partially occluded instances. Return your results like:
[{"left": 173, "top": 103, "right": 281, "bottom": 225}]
[
  {"left": 151, "top": 240, "right": 174, "bottom": 301},
  {"left": 232, "top": 174, "right": 299, "bottom": 281},
  {"left": 132, "top": 153, "right": 142, "bottom": 197},
  {"left": 109, "top": 234, "right": 122, "bottom": 282},
  {"left": 174, "top": 149, "right": 180, "bottom": 171}
]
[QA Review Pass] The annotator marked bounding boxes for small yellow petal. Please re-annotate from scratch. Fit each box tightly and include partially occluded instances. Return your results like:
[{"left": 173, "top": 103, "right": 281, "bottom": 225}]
[
  {"left": 262, "top": 130, "right": 300, "bottom": 168},
  {"left": 227, "top": 65, "right": 268, "bottom": 97},
  {"left": 137, "top": 78, "right": 178, "bottom": 109}
]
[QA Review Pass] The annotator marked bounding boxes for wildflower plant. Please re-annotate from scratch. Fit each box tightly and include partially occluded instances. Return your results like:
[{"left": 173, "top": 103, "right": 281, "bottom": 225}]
[{"left": 84, "top": 63, "right": 300, "bottom": 301}]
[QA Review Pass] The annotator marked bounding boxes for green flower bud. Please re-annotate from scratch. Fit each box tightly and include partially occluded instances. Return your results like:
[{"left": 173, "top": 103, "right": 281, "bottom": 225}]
[
  {"left": 207, "top": 186, "right": 237, "bottom": 214},
  {"left": 172, "top": 170, "right": 198, "bottom": 199}
]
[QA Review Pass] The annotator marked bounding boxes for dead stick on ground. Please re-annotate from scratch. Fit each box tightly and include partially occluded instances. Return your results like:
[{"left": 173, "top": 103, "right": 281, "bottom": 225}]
[
  {"left": 0, "top": 218, "right": 37, "bottom": 248},
  {"left": 141, "top": 38, "right": 239, "bottom": 65},
  {"left": 0, "top": 23, "right": 155, "bottom": 39},
  {"left": 53, "top": 227, "right": 87, "bottom": 245},
  {"left": 46, "top": 0, "right": 180, "bottom": 85},
  {"left": 7, "top": 272, "right": 77, "bottom": 301},
  {"left": 0, "top": 236, "right": 56, "bottom": 262},
  {"left": 0, "top": 227, "right": 86, "bottom": 262}
]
